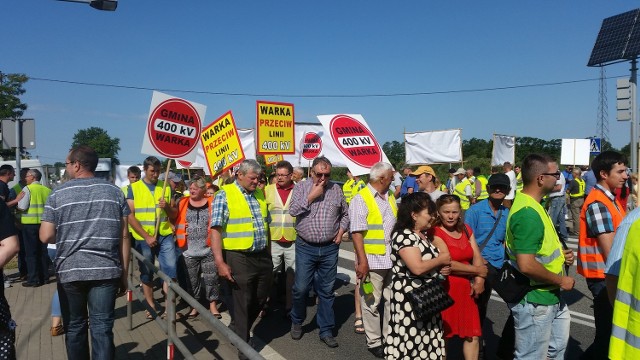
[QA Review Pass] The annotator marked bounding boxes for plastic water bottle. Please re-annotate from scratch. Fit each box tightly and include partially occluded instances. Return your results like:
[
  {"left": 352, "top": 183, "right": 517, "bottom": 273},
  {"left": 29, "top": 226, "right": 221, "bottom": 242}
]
[{"left": 362, "top": 275, "right": 375, "bottom": 306}]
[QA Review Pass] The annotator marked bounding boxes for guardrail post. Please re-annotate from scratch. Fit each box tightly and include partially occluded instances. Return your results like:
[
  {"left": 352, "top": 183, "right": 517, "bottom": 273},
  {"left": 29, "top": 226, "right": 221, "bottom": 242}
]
[{"left": 167, "top": 281, "right": 176, "bottom": 360}]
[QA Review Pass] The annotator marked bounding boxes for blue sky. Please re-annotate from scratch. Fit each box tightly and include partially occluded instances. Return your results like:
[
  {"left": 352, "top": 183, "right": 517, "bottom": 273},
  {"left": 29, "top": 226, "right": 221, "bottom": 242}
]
[{"left": 2, "top": 1, "right": 639, "bottom": 165}]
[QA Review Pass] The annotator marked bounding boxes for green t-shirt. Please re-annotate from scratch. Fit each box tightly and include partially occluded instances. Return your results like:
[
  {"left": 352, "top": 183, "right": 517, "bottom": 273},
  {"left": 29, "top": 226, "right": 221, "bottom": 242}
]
[{"left": 509, "top": 207, "right": 561, "bottom": 305}]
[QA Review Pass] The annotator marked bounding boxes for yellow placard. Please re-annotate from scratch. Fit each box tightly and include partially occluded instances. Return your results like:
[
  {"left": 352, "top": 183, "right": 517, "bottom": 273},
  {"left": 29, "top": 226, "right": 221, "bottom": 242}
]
[
  {"left": 264, "top": 154, "right": 284, "bottom": 166},
  {"left": 256, "top": 100, "right": 295, "bottom": 155},
  {"left": 201, "top": 111, "right": 245, "bottom": 177}
]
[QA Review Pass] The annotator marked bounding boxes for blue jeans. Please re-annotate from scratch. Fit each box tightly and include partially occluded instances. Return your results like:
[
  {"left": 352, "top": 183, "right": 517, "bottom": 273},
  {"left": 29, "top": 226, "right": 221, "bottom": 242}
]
[
  {"left": 548, "top": 196, "right": 568, "bottom": 239},
  {"left": 509, "top": 298, "right": 570, "bottom": 359},
  {"left": 290, "top": 239, "right": 339, "bottom": 338},
  {"left": 58, "top": 279, "right": 119, "bottom": 360},
  {"left": 134, "top": 234, "right": 177, "bottom": 283}
]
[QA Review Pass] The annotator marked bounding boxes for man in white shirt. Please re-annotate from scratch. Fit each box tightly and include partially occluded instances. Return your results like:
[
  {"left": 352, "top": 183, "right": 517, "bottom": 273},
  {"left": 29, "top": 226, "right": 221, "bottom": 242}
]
[{"left": 503, "top": 162, "right": 517, "bottom": 208}]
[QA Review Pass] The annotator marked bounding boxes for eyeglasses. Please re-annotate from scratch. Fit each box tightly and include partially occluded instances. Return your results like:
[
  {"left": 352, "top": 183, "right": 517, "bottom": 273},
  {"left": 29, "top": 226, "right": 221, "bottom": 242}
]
[
  {"left": 276, "top": 173, "right": 291, "bottom": 177},
  {"left": 541, "top": 172, "right": 561, "bottom": 179},
  {"left": 314, "top": 172, "right": 331, "bottom": 178}
]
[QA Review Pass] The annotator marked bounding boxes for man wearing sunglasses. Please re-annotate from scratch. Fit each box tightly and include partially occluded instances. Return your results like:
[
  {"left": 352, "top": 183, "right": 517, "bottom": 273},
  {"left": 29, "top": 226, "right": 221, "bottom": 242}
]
[
  {"left": 465, "top": 173, "right": 514, "bottom": 359},
  {"left": 578, "top": 151, "right": 628, "bottom": 360},
  {"left": 288, "top": 156, "right": 349, "bottom": 348}
]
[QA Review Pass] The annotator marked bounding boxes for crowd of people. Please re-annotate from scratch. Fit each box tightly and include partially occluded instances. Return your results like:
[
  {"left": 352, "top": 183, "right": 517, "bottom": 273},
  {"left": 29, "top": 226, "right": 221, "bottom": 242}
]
[{"left": 1, "top": 146, "right": 640, "bottom": 360}]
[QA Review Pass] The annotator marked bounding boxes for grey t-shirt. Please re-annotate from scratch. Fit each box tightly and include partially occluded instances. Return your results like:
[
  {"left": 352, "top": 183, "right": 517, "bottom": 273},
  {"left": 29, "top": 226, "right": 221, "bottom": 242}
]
[{"left": 41, "top": 177, "right": 130, "bottom": 283}]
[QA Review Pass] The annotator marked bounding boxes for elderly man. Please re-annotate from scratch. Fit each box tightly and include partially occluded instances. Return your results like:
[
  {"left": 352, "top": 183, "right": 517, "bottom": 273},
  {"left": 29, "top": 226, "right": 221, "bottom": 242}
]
[
  {"left": 453, "top": 167, "right": 473, "bottom": 212},
  {"left": 292, "top": 167, "right": 305, "bottom": 183},
  {"left": 410, "top": 165, "right": 447, "bottom": 201},
  {"left": 289, "top": 156, "right": 349, "bottom": 348},
  {"left": 40, "top": 145, "right": 130, "bottom": 360},
  {"left": 349, "top": 162, "right": 397, "bottom": 358},
  {"left": 17, "top": 168, "right": 51, "bottom": 287},
  {"left": 211, "top": 159, "right": 272, "bottom": 354}
]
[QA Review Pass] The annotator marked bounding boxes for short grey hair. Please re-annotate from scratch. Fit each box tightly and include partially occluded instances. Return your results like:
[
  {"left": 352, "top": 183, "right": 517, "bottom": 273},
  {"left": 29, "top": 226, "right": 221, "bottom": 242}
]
[
  {"left": 369, "top": 162, "right": 394, "bottom": 182},
  {"left": 190, "top": 176, "right": 207, "bottom": 190},
  {"left": 237, "top": 159, "right": 263, "bottom": 176},
  {"left": 312, "top": 156, "right": 332, "bottom": 169},
  {"left": 27, "top": 169, "right": 42, "bottom": 181}
]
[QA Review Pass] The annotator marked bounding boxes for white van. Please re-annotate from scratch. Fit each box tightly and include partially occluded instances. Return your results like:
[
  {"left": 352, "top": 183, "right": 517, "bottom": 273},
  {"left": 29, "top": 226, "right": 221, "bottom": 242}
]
[{"left": 0, "top": 159, "right": 50, "bottom": 188}]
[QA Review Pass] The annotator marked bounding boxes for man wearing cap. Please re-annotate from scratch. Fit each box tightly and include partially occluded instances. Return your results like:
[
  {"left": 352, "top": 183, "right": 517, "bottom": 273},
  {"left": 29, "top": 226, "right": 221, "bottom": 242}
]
[
  {"left": 349, "top": 162, "right": 396, "bottom": 358},
  {"left": 411, "top": 165, "right": 447, "bottom": 202},
  {"left": 465, "top": 173, "right": 514, "bottom": 359},
  {"left": 453, "top": 168, "right": 473, "bottom": 212}
]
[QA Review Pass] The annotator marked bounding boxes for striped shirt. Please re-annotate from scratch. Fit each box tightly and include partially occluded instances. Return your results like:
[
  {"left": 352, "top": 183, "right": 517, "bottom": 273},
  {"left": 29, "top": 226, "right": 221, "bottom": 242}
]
[
  {"left": 585, "top": 185, "right": 620, "bottom": 237},
  {"left": 41, "top": 178, "right": 130, "bottom": 283},
  {"left": 289, "top": 180, "right": 349, "bottom": 244},
  {"left": 210, "top": 181, "right": 268, "bottom": 253},
  {"left": 349, "top": 184, "right": 395, "bottom": 269},
  {"left": 605, "top": 207, "right": 640, "bottom": 276}
]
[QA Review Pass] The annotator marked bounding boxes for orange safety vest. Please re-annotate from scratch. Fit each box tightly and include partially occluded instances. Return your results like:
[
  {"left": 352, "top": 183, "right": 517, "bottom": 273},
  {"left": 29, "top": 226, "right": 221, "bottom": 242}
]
[
  {"left": 578, "top": 187, "right": 625, "bottom": 279},
  {"left": 174, "top": 197, "right": 213, "bottom": 249}
]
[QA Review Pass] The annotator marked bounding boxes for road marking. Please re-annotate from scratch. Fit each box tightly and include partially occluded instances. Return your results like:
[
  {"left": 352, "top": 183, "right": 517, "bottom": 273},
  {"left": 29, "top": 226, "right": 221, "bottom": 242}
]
[{"left": 337, "top": 250, "right": 595, "bottom": 328}]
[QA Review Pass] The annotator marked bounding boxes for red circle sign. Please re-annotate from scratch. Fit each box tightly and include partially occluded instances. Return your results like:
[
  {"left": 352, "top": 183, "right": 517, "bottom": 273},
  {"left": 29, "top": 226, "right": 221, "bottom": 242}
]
[
  {"left": 329, "top": 115, "right": 382, "bottom": 167},
  {"left": 177, "top": 160, "right": 193, "bottom": 168},
  {"left": 302, "top": 132, "right": 323, "bottom": 160},
  {"left": 147, "top": 98, "right": 202, "bottom": 158}
]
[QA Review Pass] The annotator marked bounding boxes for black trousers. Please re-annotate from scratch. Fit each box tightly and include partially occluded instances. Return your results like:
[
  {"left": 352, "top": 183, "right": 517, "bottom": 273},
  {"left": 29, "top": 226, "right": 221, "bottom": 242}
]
[
  {"left": 22, "top": 224, "right": 48, "bottom": 285},
  {"left": 581, "top": 279, "right": 612, "bottom": 360},
  {"left": 225, "top": 250, "right": 273, "bottom": 342},
  {"left": 477, "top": 263, "right": 515, "bottom": 360}
]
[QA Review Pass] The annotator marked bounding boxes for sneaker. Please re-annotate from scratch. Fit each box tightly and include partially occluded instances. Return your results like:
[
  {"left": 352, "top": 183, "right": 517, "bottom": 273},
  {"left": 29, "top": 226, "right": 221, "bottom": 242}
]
[
  {"left": 368, "top": 345, "right": 384, "bottom": 358},
  {"left": 290, "top": 323, "right": 302, "bottom": 340},
  {"left": 320, "top": 336, "right": 338, "bottom": 348}
]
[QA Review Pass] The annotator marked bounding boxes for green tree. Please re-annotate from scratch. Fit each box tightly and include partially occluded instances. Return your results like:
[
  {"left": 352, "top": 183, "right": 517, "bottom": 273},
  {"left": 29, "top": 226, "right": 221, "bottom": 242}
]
[
  {"left": 71, "top": 127, "right": 121, "bottom": 165},
  {"left": 382, "top": 140, "right": 405, "bottom": 168},
  {"left": 0, "top": 73, "right": 29, "bottom": 160}
]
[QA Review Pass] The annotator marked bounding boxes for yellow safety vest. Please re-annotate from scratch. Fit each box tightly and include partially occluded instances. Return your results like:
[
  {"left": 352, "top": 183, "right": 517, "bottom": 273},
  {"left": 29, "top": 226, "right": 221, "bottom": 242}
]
[
  {"left": 264, "top": 184, "right": 296, "bottom": 242},
  {"left": 130, "top": 180, "right": 173, "bottom": 240},
  {"left": 570, "top": 178, "right": 585, "bottom": 198},
  {"left": 222, "top": 184, "right": 268, "bottom": 250},
  {"left": 343, "top": 179, "right": 355, "bottom": 204},
  {"left": 21, "top": 183, "right": 51, "bottom": 224},
  {"left": 609, "top": 221, "right": 640, "bottom": 359},
  {"left": 454, "top": 180, "right": 472, "bottom": 210},
  {"left": 358, "top": 187, "right": 397, "bottom": 255},
  {"left": 477, "top": 175, "right": 489, "bottom": 200},
  {"left": 506, "top": 192, "right": 565, "bottom": 297},
  {"left": 516, "top": 172, "right": 523, "bottom": 192}
]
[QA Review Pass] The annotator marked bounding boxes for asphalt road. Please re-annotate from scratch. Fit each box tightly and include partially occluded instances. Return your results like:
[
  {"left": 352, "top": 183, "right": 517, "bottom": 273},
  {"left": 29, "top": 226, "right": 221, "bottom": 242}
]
[{"left": 253, "top": 234, "right": 595, "bottom": 360}]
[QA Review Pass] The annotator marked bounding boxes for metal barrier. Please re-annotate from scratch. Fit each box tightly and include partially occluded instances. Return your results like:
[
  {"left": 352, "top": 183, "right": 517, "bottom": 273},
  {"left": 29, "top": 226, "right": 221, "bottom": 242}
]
[{"left": 126, "top": 248, "right": 264, "bottom": 360}]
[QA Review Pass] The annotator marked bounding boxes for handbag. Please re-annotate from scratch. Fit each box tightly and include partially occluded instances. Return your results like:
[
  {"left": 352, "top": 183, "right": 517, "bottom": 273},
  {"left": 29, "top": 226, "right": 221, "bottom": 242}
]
[
  {"left": 406, "top": 278, "right": 454, "bottom": 321},
  {"left": 492, "top": 260, "right": 533, "bottom": 303}
]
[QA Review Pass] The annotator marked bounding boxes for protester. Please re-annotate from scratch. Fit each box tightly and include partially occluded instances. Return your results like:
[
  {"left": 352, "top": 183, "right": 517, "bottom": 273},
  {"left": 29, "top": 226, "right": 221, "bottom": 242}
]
[
  {"left": 583, "top": 168, "right": 597, "bottom": 196},
  {"left": 399, "top": 165, "right": 417, "bottom": 199},
  {"left": 0, "top": 201, "right": 19, "bottom": 358},
  {"left": 578, "top": 151, "right": 628, "bottom": 360},
  {"left": 464, "top": 173, "right": 514, "bottom": 359},
  {"left": 289, "top": 156, "right": 349, "bottom": 348},
  {"left": 17, "top": 169, "right": 51, "bottom": 287},
  {"left": 432, "top": 195, "right": 486, "bottom": 359},
  {"left": 0, "top": 165, "right": 15, "bottom": 203},
  {"left": 210, "top": 160, "right": 271, "bottom": 357},
  {"left": 547, "top": 166, "right": 569, "bottom": 239},
  {"left": 446, "top": 167, "right": 457, "bottom": 194},
  {"left": 264, "top": 161, "right": 297, "bottom": 319},
  {"left": 40, "top": 145, "right": 130, "bottom": 360},
  {"left": 386, "top": 192, "right": 451, "bottom": 359},
  {"left": 127, "top": 156, "right": 177, "bottom": 318},
  {"left": 567, "top": 167, "right": 585, "bottom": 236},
  {"left": 411, "top": 165, "right": 446, "bottom": 201},
  {"left": 505, "top": 153, "right": 575, "bottom": 359},
  {"left": 503, "top": 162, "right": 517, "bottom": 209},
  {"left": 452, "top": 168, "right": 472, "bottom": 212},
  {"left": 514, "top": 165, "right": 523, "bottom": 193},
  {"left": 390, "top": 168, "right": 403, "bottom": 201},
  {"left": 292, "top": 167, "right": 305, "bottom": 183},
  {"left": 174, "top": 176, "right": 221, "bottom": 319},
  {"left": 349, "top": 162, "right": 397, "bottom": 358}
]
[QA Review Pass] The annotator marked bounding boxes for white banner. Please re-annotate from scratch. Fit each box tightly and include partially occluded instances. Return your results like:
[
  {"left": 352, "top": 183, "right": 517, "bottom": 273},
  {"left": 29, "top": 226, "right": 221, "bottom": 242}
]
[
  {"left": 560, "top": 139, "right": 591, "bottom": 166},
  {"left": 404, "top": 129, "right": 462, "bottom": 165},
  {"left": 316, "top": 114, "right": 391, "bottom": 176},
  {"left": 281, "top": 123, "right": 349, "bottom": 168},
  {"left": 176, "top": 128, "right": 256, "bottom": 175},
  {"left": 491, "top": 134, "right": 516, "bottom": 166}
]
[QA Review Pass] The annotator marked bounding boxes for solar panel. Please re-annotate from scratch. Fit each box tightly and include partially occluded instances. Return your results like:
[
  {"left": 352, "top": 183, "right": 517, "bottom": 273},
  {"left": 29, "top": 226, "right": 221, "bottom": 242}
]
[{"left": 588, "top": 9, "right": 640, "bottom": 67}]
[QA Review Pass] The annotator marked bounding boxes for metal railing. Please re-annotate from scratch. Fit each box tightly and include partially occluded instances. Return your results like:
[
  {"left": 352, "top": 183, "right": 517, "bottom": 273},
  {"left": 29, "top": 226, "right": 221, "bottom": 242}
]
[{"left": 126, "top": 248, "right": 264, "bottom": 360}]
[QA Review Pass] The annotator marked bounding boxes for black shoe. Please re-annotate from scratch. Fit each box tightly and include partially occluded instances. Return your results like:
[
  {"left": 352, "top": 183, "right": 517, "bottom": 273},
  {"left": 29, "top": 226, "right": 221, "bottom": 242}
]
[
  {"left": 22, "top": 282, "right": 41, "bottom": 288},
  {"left": 290, "top": 323, "right": 302, "bottom": 340},
  {"left": 368, "top": 345, "right": 384, "bottom": 358},
  {"left": 320, "top": 336, "right": 338, "bottom": 348}
]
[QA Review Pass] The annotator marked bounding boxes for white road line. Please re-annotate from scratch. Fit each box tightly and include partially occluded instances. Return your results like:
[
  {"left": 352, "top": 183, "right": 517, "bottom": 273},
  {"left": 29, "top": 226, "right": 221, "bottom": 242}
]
[{"left": 337, "top": 251, "right": 595, "bottom": 328}]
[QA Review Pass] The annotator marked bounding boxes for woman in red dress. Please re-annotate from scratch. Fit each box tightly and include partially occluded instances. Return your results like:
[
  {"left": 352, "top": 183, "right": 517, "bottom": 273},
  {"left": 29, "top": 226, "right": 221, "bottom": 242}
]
[{"left": 431, "top": 195, "right": 488, "bottom": 359}]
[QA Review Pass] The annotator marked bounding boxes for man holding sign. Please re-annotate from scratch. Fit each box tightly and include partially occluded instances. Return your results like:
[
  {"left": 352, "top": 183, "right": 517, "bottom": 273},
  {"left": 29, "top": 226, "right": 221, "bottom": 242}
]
[{"left": 127, "top": 156, "right": 177, "bottom": 318}]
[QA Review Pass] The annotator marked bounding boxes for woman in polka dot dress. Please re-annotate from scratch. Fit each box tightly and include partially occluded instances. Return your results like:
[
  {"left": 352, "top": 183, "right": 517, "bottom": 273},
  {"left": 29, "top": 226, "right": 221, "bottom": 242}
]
[{"left": 385, "top": 192, "right": 452, "bottom": 360}]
